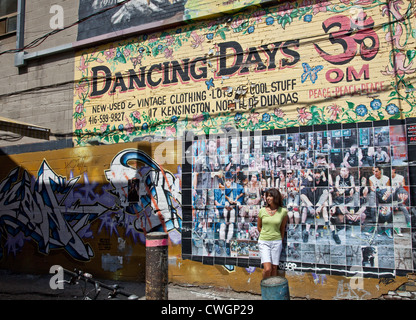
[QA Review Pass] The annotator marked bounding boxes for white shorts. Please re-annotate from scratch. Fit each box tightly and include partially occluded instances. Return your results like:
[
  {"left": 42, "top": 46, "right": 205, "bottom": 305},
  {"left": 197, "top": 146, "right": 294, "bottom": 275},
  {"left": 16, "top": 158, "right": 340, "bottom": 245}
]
[{"left": 258, "top": 240, "right": 283, "bottom": 265}]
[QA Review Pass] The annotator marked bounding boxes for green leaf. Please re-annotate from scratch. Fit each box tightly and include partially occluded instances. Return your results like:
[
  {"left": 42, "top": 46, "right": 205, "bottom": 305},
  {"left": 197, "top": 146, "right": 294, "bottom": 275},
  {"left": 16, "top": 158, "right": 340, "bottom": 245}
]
[
  {"left": 378, "top": 111, "right": 384, "bottom": 120},
  {"left": 365, "top": 115, "right": 376, "bottom": 121},
  {"left": 390, "top": 112, "right": 401, "bottom": 120},
  {"left": 346, "top": 101, "right": 355, "bottom": 109},
  {"left": 407, "top": 49, "right": 416, "bottom": 62},
  {"left": 218, "top": 30, "right": 226, "bottom": 40}
]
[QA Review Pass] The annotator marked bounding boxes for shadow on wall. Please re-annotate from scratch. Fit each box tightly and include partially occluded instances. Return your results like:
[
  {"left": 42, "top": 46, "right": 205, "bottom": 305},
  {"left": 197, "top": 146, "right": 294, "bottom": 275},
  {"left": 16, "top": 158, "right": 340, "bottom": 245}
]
[{"left": 0, "top": 142, "right": 182, "bottom": 279}]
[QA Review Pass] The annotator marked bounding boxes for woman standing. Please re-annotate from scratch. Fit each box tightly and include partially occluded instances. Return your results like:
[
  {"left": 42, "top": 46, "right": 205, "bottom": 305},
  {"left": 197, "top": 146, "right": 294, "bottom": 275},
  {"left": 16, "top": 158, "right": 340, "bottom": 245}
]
[{"left": 257, "top": 188, "right": 288, "bottom": 279}]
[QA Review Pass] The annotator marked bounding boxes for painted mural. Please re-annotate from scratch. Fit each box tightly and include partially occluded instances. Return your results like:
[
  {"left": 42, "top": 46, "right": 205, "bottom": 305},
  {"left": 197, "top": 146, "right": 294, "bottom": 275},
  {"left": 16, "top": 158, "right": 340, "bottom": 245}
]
[
  {"left": 0, "top": 142, "right": 181, "bottom": 276},
  {"left": 76, "top": 0, "right": 271, "bottom": 41},
  {"left": 77, "top": 0, "right": 186, "bottom": 41},
  {"left": 73, "top": 0, "right": 415, "bottom": 146},
  {"left": 183, "top": 120, "right": 416, "bottom": 277}
]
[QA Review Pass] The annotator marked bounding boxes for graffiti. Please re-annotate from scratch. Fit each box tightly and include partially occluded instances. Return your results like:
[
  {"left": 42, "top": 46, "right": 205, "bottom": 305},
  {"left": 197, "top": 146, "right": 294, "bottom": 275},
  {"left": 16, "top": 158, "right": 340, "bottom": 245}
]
[
  {"left": 312, "top": 273, "right": 327, "bottom": 285},
  {"left": 104, "top": 149, "right": 182, "bottom": 236},
  {"left": 77, "top": 0, "right": 185, "bottom": 41},
  {"left": 280, "top": 262, "right": 298, "bottom": 272},
  {"left": 379, "top": 277, "right": 395, "bottom": 285},
  {"left": 0, "top": 148, "right": 182, "bottom": 261},
  {"left": 0, "top": 161, "right": 110, "bottom": 261},
  {"left": 334, "top": 280, "right": 371, "bottom": 300}
]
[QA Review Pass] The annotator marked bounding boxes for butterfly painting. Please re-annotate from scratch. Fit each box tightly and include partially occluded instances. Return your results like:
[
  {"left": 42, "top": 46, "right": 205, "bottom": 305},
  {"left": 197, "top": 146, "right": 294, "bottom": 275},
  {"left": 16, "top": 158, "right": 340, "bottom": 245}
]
[
  {"left": 130, "top": 55, "right": 142, "bottom": 69},
  {"left": 205, "top": 78, "right": 215, "bottom": 90},
  {"left": 301, "top": 63, "right": 324, "bottom": 84}
]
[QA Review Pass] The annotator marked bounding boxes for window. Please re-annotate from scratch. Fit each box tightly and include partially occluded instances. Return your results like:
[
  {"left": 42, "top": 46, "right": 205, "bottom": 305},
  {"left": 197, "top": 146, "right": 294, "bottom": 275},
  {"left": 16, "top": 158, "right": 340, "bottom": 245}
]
[{"left": 0, "top": 0, "right": 17, "bottom": 36}]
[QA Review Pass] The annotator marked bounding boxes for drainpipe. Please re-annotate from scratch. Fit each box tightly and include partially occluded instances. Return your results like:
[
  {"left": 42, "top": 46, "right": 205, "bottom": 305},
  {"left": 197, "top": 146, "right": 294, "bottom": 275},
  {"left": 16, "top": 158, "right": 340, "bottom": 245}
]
[{"left": 14, "top": 0, "right": 25, "bottom": 67}]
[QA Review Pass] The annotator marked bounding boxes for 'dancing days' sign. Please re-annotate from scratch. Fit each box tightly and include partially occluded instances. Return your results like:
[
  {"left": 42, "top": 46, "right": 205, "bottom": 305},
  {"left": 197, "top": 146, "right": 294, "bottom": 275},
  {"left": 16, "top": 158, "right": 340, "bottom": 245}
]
[{"left": 73, "top": 0, "right": 414, "bottom": 145}]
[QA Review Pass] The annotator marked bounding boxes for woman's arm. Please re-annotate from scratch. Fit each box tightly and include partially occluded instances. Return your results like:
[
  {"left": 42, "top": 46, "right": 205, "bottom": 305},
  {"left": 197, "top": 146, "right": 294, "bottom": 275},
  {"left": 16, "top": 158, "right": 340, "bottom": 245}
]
[
  {"left": 280, "top": 214, "right": 288, "bottom": 239},
  {"left": 257, "top": 213, "right": 262, "bottom": 233}
]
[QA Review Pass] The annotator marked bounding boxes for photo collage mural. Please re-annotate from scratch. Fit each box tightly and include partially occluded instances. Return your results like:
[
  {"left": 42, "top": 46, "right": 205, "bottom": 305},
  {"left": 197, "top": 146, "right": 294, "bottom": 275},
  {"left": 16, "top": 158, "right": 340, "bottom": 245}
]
[{"left": 182, "top": 119, "right": 416, "bottom": 277}]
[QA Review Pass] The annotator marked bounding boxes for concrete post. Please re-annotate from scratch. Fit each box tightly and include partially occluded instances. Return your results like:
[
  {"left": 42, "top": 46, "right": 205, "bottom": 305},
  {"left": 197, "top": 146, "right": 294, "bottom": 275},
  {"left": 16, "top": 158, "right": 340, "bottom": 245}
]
[{"left": 145, "top": 232, "right": 168, "bottom": 300}]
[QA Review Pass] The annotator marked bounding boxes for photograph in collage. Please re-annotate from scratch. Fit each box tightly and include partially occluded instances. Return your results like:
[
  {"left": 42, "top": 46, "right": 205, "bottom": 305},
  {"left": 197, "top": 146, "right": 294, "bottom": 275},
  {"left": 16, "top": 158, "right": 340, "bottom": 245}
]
[{"left": 189, "top": 123, "right": 415, "bottom": 275}]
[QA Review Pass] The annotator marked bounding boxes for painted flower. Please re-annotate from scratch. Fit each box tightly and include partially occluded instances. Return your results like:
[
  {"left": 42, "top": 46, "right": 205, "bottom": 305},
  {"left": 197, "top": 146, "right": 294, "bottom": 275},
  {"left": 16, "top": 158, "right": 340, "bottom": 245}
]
[
  {"left": 165, "top": 35, "right": 174, "bottom": 46},
  {"left": 327, "top": 104, "right": 342, "bottom": 121},
  {"left": 165, "top": 126, "right": 176, "bottom": 137},
  {"left": 75, "top": 117, "right": 86, "bottom": 130},
  {"left": 266, "top": 17, "right": 274, "bottom": 25},
  {"left": 171, "top": 115, "right": 178, "bottom": 123},
  {"left": 381, "top": 52, "right": 416, "bottom": 76},
  {"left": 132, "top": 111, "right": 141, "bottom": 121},
  {"left": 206, "top": 33, "right": 214, "bottom": 40},
  {"left": 312, "top": 0, "right": 331, "bottom": 15},
  {"left": 251, "top": 10, "right": 266, "bottom": 23},
  {"left": 386, "top": 103, "right": 400, "bottom": 115},
  {"left": 123, "top": 48, "right": 131, "bottom": 57},
  {"left": 164, "top": 48, "right": 173, "bottom": 59},
  {"left": 274, "top": 107, "right": 285, "bottom": 118},
  {"left": 118, "top": 124, "right": 124, "bottom": 131},
  {"left": 104, "top": 47, "right": 115, "bottom": 60},
  {"left": 247, "top": 26, "right": 255, "bottom": 34},
  {"left": 297, "top": 107, "right": 312, "bottom": 124},
  {"left": 148, "top": 35, "right": 158, "bottom": 43},
  {"left": 248, "top": 112, "right": 260, "bottom": 125},
  {"left": 100, "top": 123, "right": 108, "bottom": 133},
  {"left": 193, "top": 114, "right": 204, "bottom": 126},
  {"left": 370, "top": 99, "right": 382, "bottom": 110},
  {"left": 75, "top": 82, "right": 87, "bottom": 98},
  {"left": 231, "top": 17, "right": 244, "bottom": 29},
  {"left": 262, "top": 113, "right": 271, "bottom": 122},
  {"left": 301, "top": 0, "right": 314, "bottom": 6},
  {"left": 142, "top": 123, "right": 149, "bottom": 131},
  {"left": 278, "top": 2, "right": 294, "bottom": 16},
  {"left": 385, "top": 23, "right": 404, "bottom": 49},
  {"left": 77, "top": 56, "right": 88, "bottom": 73},
  {"left": 124, "top": 118, "right": 134, "bottom": 134},
  {"left": 75, "top": 103, "right": 84, "bottom": 114},
  {"left": 355, "top": 104, "right": 368, "bottom": 117},
  {"left": 382, "top": 0, "right": 404, "bottom": 20},
  {"left": 304, "top": 14, "right": 313, "bottom": 22},
  {"left": 234, "top": 113, "right": 242, "bottom": 122}
]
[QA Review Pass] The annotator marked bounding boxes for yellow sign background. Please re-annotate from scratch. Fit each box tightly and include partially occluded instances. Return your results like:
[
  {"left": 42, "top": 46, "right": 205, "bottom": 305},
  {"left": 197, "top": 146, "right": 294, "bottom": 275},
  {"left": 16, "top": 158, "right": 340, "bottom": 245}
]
[{"left": 73, "top": 0, "right": 416, "bottom": 145}]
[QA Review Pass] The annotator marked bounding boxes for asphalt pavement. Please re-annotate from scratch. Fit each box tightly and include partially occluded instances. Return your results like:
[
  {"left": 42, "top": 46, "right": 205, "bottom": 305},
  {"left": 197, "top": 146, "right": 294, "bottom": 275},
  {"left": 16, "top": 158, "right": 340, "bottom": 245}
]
[{"left": 0, "top": 270, "right": 262, "bottom": 301}]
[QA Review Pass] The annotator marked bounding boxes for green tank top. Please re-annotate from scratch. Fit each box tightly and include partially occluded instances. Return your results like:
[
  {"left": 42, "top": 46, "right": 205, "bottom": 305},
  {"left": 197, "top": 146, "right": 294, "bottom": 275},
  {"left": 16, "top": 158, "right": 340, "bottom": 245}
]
[{"left": 258, "top": 207, "right": 287, "bottom": 241}]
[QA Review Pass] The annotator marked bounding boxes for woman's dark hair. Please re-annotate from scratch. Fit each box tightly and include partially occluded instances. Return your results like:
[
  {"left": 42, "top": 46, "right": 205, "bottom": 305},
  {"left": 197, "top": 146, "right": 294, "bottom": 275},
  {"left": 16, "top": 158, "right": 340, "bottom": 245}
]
[{"left": 265, "top": 188, "right": 283, "bottom": 209}]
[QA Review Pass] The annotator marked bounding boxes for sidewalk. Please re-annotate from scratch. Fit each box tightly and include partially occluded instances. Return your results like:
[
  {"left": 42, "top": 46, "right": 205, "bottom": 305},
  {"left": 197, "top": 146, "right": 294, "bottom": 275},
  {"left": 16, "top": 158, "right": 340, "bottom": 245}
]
[{"left": 0, "top": 270, "right": 261, "bottom": 300}]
